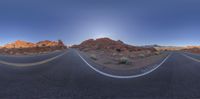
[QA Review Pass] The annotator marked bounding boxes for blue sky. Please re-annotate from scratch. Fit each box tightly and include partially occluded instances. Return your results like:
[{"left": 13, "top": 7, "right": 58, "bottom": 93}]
[{"left": 0, "top": 0, "right": 199, "bottom": 46}]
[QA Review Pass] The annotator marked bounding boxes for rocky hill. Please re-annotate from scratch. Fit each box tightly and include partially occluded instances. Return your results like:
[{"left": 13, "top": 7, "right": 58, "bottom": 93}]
[
  {"left": 72, "top": 38, "right": 156, "bottom": 52},
  {"left": 72, "top": 38, "right": 166, "bottom": 68}
]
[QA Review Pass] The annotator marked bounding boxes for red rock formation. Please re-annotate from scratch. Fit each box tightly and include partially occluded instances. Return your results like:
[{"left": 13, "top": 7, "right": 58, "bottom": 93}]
[
  {"left": 0, "top": 40, "right": 66, "bottom": 55},
  {"left": 72, "top": 38, "right": 156, "bottom": 52},
  {"left": 36, "top": 40, "right": 60, "bottom": 47},
  {"left": 184, "top": 46, "right": 200, "bottom": 54},
  {"left": 4, "top": 40, "right": 36, "bottom": 48},
  {"left": 3, "top": 40, "right": 65, "bottom": 48}
]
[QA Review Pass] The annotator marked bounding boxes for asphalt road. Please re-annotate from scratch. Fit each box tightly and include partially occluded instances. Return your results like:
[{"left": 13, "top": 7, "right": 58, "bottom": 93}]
[
  {"left": 0, "top": 49, "right": 199, "bottom": 99},
  {"left": 0, "top": 50, "right": 64, "bottom": 63}
]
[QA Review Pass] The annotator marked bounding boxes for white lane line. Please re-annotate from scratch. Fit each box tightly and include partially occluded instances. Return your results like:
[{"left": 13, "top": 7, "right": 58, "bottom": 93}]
[
  {"left": 0, "top": 51, "right": 67, "bottom": 67},
  {"left": 183, "top": 52, "right": 200, "bottom": 57},
  {"left": 182, "top": 54, "right": 200, "bottom": 63},
  {"left": 76, "top": 51, "right": 171, "bottom": 79},
  {"left": 0, "top": 50, "right": 63, "bottom": 58}
]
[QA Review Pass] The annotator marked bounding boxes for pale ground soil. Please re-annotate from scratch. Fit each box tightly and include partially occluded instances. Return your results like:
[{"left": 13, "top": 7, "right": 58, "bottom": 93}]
[{"left": 84, "top": 50, "right": 168, "bottom": 70}]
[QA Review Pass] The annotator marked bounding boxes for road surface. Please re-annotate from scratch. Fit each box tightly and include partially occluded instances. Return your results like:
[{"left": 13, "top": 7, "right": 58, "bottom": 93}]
[{"left": 0, "top": 49, "right": 199, "bottom": 99}]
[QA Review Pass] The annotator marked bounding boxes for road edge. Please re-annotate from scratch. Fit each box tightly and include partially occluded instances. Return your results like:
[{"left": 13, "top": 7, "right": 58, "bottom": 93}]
[
  {"left": 182, "top": 53, "right": 200, "bottom": 63},
  {"left": 0, "top": 51, "right": 68, "bottom": 67}
]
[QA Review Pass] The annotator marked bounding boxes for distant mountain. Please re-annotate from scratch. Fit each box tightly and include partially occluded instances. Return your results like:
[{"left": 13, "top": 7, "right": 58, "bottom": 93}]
[
  {"left": 141, "top": 44, "right": 161, "bottom": 48},
  {"left": 154, "top": 46, "right": 185, "bottom": 51}
]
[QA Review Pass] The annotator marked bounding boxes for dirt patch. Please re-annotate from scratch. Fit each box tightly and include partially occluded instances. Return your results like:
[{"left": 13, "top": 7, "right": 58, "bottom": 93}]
[{"left": 84, "top": 50, "right": 168, "bottom": 70}]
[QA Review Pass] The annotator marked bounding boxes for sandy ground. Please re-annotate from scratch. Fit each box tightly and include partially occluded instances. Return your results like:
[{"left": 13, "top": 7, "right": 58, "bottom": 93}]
[{"left": 84, "top": 50, "right": 168, "bottom": 70}]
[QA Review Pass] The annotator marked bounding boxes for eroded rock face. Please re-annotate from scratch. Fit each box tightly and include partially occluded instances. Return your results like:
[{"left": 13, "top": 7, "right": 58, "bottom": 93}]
[
  {"left": 4, "top": 40, "right": 65, "bottom": 49},
  {"left": 4, "top": 40, "right": 36, "bottom": 48},
  {"left": 36, "top": 40, "right": 64, "bottom": 47},
  {"left": 0, "top": 40, "right": 66, "bottom": 55}
]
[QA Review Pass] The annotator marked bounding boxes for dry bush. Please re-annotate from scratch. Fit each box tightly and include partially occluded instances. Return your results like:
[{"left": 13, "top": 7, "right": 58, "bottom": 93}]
[
  {"left": 90, "top": 54, "right": 97, "bottom": 60},
  {"left": 119, "top": 56, "right": 131, "bottom": 64}
]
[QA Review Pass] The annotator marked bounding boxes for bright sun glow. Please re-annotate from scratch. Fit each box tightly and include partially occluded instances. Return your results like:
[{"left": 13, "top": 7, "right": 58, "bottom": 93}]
[{"left": 92, "top": 32, "right": 113, "bottom": 39}]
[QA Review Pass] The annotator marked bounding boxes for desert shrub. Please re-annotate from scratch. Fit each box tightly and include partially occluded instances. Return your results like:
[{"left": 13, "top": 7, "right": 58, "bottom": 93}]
[
  {"left": 119, "top": 56, "right": 131, "bottom": 64},
  {"left": 154, "top": 52, "right": 160, "bottom": 55},
  {"left": 138, "top": 53, "right": 145, "bottom": 58},
  {"left": 116, "top": 48, "right": 121, "bottom": 52},
  {"left": 90, "top": 54, "right": 97, "bottom": 60}
]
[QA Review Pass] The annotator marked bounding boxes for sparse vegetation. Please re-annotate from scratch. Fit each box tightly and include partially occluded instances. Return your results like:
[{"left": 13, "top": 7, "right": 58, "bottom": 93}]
[
  {"left": 139, "top": 54, "right": 145, "bottom": 58},
  {"left": 90, "top": 54, "right": 97, "bottom": 60},
  {"left": 119, "top": 56, "right": 131, "bottom": 64}
]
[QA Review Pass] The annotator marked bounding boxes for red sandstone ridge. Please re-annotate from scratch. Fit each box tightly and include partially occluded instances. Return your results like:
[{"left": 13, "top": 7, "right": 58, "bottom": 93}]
[
  {"left": 3, "top": 40, "right": 65, "bottom": 49},
  {"left": 0, "top": 40, "right": 66, "bottom": 55},
  {"left": 183, "top": 46, "right": 200, "bottom": 54},
  {"left": 4, "top": 40, "right": 36, "bottom": 48},
  {"left": 36, "top": 40, "right": 64, "bottom": 47},
  {"left": 72, "top": 37, "right": 156, "bottom": 52}
]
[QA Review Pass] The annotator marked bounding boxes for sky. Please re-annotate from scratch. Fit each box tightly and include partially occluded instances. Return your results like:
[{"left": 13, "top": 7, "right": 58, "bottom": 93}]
[{"left": 0, "top": 0, "right": 199, "bottom": 46}]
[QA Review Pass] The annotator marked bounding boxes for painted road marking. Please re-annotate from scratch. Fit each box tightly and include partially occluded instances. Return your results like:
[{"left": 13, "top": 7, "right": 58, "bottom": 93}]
[
  {"left": 77, "top": 51, "right": 171, "bottom": 79},
  {"left": 0, "top": 51, "right": 67, "bottom": 67},
  {"left": 182, "top": 54, "right": 200, "bottom": 63},
  {"left": 0, "top": 50, "right": 63, "bottom": 58}
]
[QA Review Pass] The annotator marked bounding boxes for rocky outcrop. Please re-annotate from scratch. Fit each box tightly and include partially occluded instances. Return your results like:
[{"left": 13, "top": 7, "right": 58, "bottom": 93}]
[
  {"left": 36, "top": 40, "right": 65, "bottom": 47},
  {"left": 0, "top": 40, "right": 66, "bottom": 55},
  {"left": 4, "top": 40, "right": 36, "bottom": 48},
  {"left": 3, "top": 40, "right": 65, "bottom": 49}
]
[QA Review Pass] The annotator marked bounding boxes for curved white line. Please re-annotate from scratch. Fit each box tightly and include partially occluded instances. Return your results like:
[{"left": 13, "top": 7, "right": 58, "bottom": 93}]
[
  {"left": 77, "top": 51, "right": 171, "bottom": 79},
  {"left": 182, "top": 54, "right": 200, "bottom": 62},
  {"left": 183, "top": 52, "right": 200, "bottom": 57},
  {"left": 0, "top": 50, "right": 63, "bottom": 58},
  {"left": 0, "top": 51, "right": 67, "bottom": 67}
]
